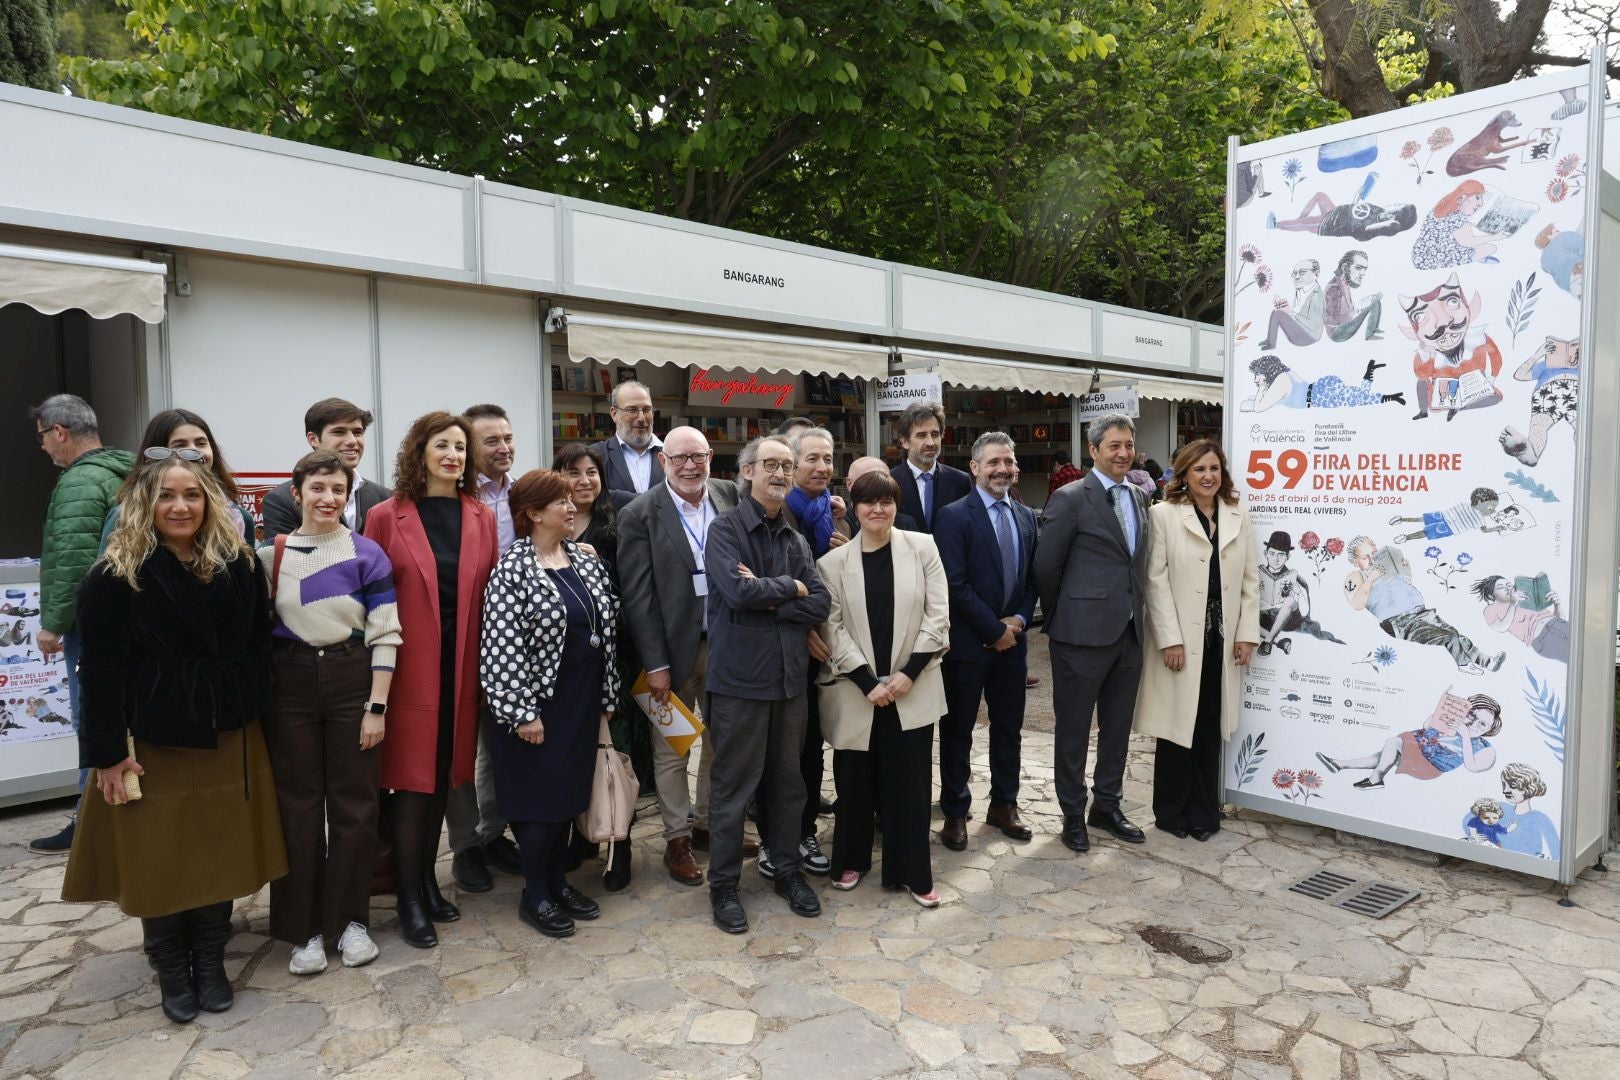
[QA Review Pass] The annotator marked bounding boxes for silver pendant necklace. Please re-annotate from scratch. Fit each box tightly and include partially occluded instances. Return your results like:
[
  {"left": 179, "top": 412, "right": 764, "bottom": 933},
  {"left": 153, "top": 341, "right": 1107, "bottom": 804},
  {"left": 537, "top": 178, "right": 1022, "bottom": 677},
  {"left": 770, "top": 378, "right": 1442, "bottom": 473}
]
[{"left": 553, "top": 563, "right": 602, "bottom": 649}]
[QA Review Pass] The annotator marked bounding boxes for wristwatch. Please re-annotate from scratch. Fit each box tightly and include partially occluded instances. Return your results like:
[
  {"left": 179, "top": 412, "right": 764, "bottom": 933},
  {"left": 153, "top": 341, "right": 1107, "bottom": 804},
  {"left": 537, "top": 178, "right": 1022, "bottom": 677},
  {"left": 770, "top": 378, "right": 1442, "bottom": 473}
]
[{"left": 364, "top": 702, "right": 387, "bottom": 716}]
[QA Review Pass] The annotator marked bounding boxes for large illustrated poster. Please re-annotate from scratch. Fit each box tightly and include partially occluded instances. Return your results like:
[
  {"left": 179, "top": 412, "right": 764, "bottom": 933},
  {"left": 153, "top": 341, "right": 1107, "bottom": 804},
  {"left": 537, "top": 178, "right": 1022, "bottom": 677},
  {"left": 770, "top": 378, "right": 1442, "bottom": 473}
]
[
  {"left": 1225, "top": 73, "right": 1596, "bottom": 877},
  {"left": 0, "top": 579, "right": 74, "bottom": 747}
]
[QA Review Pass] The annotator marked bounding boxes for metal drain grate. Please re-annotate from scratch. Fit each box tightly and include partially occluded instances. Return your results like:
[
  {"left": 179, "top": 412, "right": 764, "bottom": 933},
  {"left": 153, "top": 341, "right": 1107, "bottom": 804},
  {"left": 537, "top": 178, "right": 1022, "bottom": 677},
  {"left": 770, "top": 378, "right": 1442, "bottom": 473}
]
[
  {"left": 1334, "top": 881, "right": 1421, "bottom": 919},
  {"left": 1286, "top": 870, "right": 1420, "bottom": 919},
  {"left": 1287, "top": 869, "right": 1358, "bottom": 901}
]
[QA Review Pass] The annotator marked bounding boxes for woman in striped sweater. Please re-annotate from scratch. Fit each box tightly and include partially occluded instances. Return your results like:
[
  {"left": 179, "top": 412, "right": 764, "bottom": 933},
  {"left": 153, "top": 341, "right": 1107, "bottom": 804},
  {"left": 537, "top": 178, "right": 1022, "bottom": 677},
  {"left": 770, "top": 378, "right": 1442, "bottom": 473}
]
[{"left": 260, "top": 450, "right": 403, "bottom": 975}]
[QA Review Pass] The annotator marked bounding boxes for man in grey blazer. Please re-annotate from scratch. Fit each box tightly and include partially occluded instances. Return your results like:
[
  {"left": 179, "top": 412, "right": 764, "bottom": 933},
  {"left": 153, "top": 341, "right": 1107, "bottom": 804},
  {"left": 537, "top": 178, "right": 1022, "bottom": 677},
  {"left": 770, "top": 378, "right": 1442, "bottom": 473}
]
[
  {"left": 1034, "top": 413, "right": 1151, "bottom": 853},
  {"left": 590, "top": 380, "right": 664, "bottom": 509},
  {"left": 261, "top": 397, "right": 389, "bottom": 540},
  {"left": 617, "top": 426, "right": 754, "bottom": 887}
]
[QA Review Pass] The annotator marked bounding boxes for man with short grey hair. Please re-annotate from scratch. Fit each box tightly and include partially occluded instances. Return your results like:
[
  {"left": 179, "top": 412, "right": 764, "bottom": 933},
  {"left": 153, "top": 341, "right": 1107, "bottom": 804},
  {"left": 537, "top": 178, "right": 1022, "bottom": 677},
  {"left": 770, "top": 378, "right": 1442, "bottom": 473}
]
[
  {"left": 1035, "top": 413, "right": 1150, "bottom": 854},
  {"left": 27, "top": 394, "right": 135, "bottom": 854},
  {"left": 933, "top": 432, "right": 1038, "bottom": 851},
  {"left": 702, "top": 435, "right": 830, "bottom": 933},
  {"left": 591, "top": 379, "right": 663, "bottom": 508}
]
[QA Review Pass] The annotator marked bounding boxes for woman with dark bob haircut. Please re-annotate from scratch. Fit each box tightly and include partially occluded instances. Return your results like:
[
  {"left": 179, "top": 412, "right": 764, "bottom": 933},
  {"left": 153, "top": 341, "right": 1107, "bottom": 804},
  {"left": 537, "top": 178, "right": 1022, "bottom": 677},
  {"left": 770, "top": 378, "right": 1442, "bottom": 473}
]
[
  {"left": 816, "top": 469, "right": 949, "bottom": 906},
  {"left": 100, "top": 408, "right": 252, "bottom": 548},
  {"left": 1133, "top": 439, "right": 1260, "bottom": 841},
  {"left": 363, "top": 412, "right": 498, "bottom": 948},
  {"left": 481, "top": 469, "right": 622, "bottom": 938}
]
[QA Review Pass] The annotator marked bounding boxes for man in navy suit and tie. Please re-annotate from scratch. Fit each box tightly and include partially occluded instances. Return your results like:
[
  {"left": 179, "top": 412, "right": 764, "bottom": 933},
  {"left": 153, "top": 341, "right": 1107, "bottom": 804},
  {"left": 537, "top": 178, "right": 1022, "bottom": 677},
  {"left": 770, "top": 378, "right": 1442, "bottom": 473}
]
[
  {"left": 889, "top": 401, "right": 971, "bottom": 533},
  {"left": 1035, "top": 413, "right": 1151, "bottom": 853},
  {"left": 933, "top": 432, "right": 1038, "bottom": 851},
  {"left": 590, "top": 380, "right": 664, "bottom": 509}
]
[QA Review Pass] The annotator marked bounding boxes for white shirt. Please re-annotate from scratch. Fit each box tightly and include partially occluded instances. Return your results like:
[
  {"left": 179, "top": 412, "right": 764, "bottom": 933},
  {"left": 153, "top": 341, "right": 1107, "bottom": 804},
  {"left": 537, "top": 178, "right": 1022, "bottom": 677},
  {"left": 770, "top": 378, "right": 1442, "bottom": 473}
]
[
  {"left": 622, "top": 436, "right": 663, "bottom": 494},
  {"left": 649, "top": 481, "right": 716, "bottom": 668},
  {"left": 343, "top": 489, "right": 358, "bottom": 531}
]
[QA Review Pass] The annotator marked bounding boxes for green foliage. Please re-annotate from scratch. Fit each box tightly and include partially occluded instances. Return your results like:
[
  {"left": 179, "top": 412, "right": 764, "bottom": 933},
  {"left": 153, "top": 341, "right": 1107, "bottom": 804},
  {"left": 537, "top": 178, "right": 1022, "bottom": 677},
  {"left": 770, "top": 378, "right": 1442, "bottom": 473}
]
[
  {"left": 1, "top": 0, "right": 58, "bottom": 91},
  {"left": 56, "top": 0, "right": 149, "bottom": 63}
]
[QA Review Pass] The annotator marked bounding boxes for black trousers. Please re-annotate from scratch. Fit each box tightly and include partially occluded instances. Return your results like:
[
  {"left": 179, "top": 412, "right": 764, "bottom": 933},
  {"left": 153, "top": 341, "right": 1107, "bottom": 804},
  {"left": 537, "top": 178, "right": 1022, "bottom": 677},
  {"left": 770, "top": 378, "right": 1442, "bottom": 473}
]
[
  {"left": 755, "top": 661, "right": 823, "bottom": 840},
  {"left": 939, "top": 648, "right": 1025, "bottom": 820},
  {"left": 1153, "top": 636, "right": 1223, "bottom": 833},
  {"left": 830, "top": 708, "right": 932, "bottom": 893},
  {"left": 1051, "top": 628, "right": 1143, "bottom": 818}
]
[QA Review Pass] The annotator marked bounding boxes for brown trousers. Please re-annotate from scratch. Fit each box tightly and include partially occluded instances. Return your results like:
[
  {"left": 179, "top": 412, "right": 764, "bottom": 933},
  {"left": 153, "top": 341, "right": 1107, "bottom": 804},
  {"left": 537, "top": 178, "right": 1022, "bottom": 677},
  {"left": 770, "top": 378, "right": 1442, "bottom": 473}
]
[{"left": 264, "top": 640, "right": 380, "bottom": 946}]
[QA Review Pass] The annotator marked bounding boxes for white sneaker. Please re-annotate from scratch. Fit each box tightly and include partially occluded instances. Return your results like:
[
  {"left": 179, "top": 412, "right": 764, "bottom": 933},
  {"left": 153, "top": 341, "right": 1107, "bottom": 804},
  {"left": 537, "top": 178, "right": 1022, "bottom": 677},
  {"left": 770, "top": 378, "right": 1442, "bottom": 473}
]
[
  {"left": 288, "top": 935, "right": 326, "bottom": 975},
  {"left": 337, "top": 922, "right": 379, "bottom": 968}
]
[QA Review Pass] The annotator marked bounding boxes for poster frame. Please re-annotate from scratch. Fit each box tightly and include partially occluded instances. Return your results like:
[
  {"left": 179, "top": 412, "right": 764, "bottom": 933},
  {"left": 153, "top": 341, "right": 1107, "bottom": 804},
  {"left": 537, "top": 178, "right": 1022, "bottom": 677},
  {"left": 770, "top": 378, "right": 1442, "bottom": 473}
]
[{"left": 1220, "top": 57, "right": 1615, "bottom": 887}]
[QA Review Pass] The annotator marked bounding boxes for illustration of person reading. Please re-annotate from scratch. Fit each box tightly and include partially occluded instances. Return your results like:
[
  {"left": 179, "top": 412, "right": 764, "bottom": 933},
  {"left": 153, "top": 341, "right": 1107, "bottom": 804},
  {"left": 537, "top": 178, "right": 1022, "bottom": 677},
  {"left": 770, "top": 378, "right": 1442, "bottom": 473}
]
[
  {"left": 1399, "top": 273, "right": 1502, "bottom": 421},
  {"left": 1266, "top": 172, "right": 1417, "bottom": 242},
  {"left": 1315, "top": 690, "right": 1500, "bottom": 789},
  {"left": 1323, "top": 250, "right": 1383, "bottom": 343},
  {"left": 1494, "top": 762, "right": 1559, "bottom": 858},
  {"left": 1389, "top": 487, "right": 1514, "bottom": 543},
  {"left": 1343, "top": 536, "right": 1504, "bottom": 674},
  {"left": 1462, "top": 797, "right": 1514, "bottom": 846},
  {"left": 1411, "top": 181, "right": 1524, "bottom": 270},
  {"left": 1536, "top": 224, "right": 1584, "bottom": 298},
  {"left": 1500, "top": 335, "right": 1579, "bottom": 468},
  {"left": 1471, "top": 572, "right": 1570, "bottom": 663},
  {"left": 1257, "top": 259, "right": 1326, "bottom": 349},
  {"left": 1241, "top": 355, "right": 1404, "bottom": 413},
  {"left": 1257, "top": 530, "right": 1345, "bottom": 655}
]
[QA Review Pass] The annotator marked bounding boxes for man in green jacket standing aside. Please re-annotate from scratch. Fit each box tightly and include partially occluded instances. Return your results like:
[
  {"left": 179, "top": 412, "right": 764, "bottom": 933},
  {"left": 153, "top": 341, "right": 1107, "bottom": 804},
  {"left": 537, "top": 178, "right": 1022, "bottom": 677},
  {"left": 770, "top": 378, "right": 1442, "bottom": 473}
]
[{"left": 27, "top": 394, "right": 135, "bottom": 854}]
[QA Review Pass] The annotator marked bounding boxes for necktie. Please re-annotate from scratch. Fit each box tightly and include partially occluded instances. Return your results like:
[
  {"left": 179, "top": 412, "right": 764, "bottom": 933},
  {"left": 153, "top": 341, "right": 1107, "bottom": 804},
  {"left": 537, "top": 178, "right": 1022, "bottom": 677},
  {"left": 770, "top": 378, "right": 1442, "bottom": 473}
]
[
  {"left": 919, "top": 470, "right": 934, "bottom": 528},
  {"left": 995, "top": 502, "right": 1019, "bottom": 609},
  {"left": 1111, "top": 484, "right": 1135, "bottom": 556}
]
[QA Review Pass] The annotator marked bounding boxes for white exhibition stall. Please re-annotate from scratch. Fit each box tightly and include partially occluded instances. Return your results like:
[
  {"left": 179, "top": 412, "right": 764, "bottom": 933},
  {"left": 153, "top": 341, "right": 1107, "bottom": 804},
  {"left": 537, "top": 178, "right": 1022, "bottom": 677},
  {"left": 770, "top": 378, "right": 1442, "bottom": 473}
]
[
  {"left": 1225, "top": 61, "right": 1617, "bottom": 891},
  {"left": 0, "top": 82, "right": 1220, "bottom": 804}
]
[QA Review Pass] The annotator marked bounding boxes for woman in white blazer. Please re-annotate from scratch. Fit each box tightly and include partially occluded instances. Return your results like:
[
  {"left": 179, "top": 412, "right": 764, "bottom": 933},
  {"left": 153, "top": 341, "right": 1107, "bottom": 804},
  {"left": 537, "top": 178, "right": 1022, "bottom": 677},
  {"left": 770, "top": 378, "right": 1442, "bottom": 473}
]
[
  {"left": 817, "top": 471, "right": 949, "bottom": 906},
  {"left": 1135, "top": 440, "right": 1261, "bottom": 841}
]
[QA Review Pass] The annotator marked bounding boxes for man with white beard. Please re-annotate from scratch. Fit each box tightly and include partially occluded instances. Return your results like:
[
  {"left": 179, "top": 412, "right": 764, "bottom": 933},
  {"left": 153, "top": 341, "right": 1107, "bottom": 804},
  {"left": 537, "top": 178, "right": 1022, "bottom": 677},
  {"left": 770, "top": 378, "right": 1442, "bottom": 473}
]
[{"left": 591, "top": 380, "right": 663, "bottom": 509}]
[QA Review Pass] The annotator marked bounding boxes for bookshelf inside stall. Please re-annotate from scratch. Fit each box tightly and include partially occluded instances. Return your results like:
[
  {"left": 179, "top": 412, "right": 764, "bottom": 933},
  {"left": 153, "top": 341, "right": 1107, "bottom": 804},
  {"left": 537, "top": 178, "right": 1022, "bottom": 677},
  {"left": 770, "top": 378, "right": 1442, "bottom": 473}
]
[
  {"left": 1174, "top": 401, "right": 1223, "bottom": 454},
  {"left": 911, "top": 385, "right": 1074, "bottom": 506},
  {"left": 551, "top": 356, "right": 868, "bottom": 481}
]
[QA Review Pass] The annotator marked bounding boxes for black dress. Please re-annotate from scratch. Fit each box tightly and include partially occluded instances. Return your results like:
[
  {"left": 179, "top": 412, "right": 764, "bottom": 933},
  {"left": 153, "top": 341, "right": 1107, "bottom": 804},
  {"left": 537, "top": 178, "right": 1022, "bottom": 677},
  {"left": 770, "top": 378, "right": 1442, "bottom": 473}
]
[
  {"left": 1152, "top": 505, "right": 1224, "bottom": 834},
  {"left": 489, "top": 566, "right": 604, "bottom": 823},
  {"left": 418, "top": 496, "right": 461, "bottom": 789},
  {"left": 829, "top": 544, "right": 935, "bottom": 893}
]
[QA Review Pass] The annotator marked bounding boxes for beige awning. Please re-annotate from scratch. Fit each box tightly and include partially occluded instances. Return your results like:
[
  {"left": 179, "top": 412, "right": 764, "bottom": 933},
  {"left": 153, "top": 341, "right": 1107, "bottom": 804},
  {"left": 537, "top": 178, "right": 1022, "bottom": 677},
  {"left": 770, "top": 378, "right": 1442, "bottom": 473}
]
[
  {"left": 562, "top": 311, "right": 890, "bottom": 380},
  {"left": 0, "top": 244, "right": 167, "bottom": 324},
  {"left": 899, "top": 348, "right": 1223, "bottom": 403}
]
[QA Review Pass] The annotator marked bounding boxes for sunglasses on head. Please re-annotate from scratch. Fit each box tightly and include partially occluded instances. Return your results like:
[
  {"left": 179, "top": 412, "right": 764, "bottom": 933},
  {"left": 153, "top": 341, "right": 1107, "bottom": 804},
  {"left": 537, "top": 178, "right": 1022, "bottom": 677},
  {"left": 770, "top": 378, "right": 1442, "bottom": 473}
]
[{"left": 142, "top": 447, "right": 206, "bottom": 463}]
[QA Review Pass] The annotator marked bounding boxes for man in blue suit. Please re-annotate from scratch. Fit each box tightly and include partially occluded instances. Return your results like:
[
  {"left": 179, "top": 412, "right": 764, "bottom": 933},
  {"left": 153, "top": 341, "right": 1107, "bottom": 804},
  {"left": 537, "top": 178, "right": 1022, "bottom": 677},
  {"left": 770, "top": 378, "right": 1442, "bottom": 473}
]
[
  {"left": 933, "top": 431, "right": 1038, "bottom": 851},
  {"left": 889, "top": 401, "right": 971, "bottom": 533}
]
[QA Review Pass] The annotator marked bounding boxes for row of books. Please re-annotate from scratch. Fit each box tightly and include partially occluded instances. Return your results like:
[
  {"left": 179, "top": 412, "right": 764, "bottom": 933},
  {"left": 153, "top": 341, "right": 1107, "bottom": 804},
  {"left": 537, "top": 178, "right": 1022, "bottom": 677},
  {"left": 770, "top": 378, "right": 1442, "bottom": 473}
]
[
  {"left": 551, "top": 410, "right": 866, "bottom": 444},
  {"left": 945, "top": 390, "right": 1069, "bottom": 412},
  {"left": 941, "top": 422, "right": 1072, "bottom": 447}
]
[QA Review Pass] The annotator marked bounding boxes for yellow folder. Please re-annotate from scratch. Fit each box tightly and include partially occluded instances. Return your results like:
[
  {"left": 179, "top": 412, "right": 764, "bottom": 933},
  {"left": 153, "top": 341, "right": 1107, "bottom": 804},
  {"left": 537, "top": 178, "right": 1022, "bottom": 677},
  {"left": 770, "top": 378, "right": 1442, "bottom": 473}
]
[{"left": 631, "top": 670, "right": 705, "bottom": 757}]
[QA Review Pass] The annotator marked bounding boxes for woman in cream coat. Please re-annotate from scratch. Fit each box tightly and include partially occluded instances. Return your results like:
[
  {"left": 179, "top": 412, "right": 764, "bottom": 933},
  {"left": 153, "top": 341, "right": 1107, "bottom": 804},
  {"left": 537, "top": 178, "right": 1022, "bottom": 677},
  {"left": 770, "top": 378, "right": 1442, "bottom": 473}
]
[
  {"left": 1135, "top": 440, "right": 1261, "bottom": 841},
  {"left": 817, "top": 471, "right": 950, "bottom": 906}
]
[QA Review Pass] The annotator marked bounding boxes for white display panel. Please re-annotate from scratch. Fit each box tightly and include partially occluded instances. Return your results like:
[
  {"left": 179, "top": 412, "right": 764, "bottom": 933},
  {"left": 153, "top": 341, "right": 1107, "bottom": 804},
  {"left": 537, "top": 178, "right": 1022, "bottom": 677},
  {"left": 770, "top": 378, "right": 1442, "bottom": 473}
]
[
  {"left": 481, "top": 187, "right": 559, "bottom": 290},
  {"left": 566, "top": 205, "right": 889, "bottom": 333},
  {"left": 167, "top": 256, "right": 376, "bottom": 482},
  {"left": 1225, "top": 69, "right": 1603, "bottom": 881},
  {"left": 0, "top": 92, "right": 469, "bottom": 275},
  {"left": 376, "top": 281, "right": 542, "bottom": 480},
  {"left": 1098, "top": 309, "right": 1194, "bottom": 369},
  {"left": 898, "top": 270, "right": 1094, "bottom": 358}
]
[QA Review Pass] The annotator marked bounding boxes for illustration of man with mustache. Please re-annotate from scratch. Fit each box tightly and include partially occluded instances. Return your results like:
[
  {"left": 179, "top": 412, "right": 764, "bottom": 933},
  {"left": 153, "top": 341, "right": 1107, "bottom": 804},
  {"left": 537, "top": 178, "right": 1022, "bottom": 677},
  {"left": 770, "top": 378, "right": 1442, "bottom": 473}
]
[{"left": 1398, "top": 273, "right": 1503, "bottom": 422}]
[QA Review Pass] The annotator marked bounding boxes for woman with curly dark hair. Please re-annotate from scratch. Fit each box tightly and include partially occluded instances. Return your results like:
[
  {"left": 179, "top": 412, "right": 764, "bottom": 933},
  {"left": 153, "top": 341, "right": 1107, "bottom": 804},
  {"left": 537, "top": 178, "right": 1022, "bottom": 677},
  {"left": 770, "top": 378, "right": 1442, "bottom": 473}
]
[
  {"left": 554, "top": 443, "right": 619, "bottom": 571},
  {"left": 1134, "top": 439, "right": 1260, "bottom": 841},
  {"left": 363, "top": 412, "right": 498, "bottom": 948}
]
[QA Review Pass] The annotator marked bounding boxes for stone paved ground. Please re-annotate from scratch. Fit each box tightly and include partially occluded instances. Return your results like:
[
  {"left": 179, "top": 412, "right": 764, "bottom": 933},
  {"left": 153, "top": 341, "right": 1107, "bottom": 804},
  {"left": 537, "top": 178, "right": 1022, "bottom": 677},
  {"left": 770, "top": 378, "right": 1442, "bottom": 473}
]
[{"left": 3, "top": 647, "right": 1619, "bottom": 1078}]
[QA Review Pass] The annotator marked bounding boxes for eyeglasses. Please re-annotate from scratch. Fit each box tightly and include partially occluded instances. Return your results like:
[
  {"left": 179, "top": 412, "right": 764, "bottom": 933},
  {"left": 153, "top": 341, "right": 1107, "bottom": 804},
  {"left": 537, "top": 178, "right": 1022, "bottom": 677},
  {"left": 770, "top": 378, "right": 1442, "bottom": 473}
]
[
  {"left": 754, "top": 460, "right": 795, "bottom": 474},
  {"left": 614, "top": 405, "right": 655, "bottom": 416},
  {"left": 664, "top": 451, "right": 712, "bottom": 467},
  {"left": 142, "top": 446, "right": 206, "bottom": 463},
  {"left": 33, "top": 427, "right": 50, "bottom": 444}
]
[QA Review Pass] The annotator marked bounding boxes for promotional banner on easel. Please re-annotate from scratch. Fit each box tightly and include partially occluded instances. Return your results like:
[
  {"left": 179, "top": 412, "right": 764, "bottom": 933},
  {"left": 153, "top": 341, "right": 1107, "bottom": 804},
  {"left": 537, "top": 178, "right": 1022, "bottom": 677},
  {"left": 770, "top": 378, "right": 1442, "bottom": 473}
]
[{"left": 1224, "top": 69, "right": 1602, "bottom": 880}]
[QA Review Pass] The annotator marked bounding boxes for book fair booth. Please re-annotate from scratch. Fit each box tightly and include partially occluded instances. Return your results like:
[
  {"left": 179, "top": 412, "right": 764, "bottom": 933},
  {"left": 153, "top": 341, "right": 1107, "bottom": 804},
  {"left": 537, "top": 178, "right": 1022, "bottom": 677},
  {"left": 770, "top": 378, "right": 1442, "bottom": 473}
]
[
  {"left": 0, "top": 82, "right": 1223, "bottom": 805},
  {"left": 1225, "top": 60, "right": 1619, "bottom": 894}
]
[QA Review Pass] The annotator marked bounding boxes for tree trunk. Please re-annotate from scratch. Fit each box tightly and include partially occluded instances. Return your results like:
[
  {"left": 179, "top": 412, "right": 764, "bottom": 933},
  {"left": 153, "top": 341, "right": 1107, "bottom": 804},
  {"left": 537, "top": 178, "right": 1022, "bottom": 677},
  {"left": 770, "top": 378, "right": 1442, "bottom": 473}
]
[{"left": 1305, "top": 0, "right": 1401, "bottom": 116}]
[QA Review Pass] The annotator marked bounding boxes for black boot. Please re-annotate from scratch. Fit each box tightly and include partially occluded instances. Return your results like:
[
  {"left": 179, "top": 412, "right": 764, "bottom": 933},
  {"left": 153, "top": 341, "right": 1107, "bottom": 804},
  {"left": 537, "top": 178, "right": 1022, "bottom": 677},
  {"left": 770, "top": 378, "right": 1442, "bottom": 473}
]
[
  {"left": 603, "top": 839, "right": 632, "bottom": 893},
  {"left": 422, "top": 867, "right": 461, "bottom": 923},
  {"left": 1362, "top": 359, "right": 1385, "bottom": 381},
  {"left": 186, "top": 902, "right": 235, "bottom": 1013},
  {"left": 141, "top": 914, "right": 199, "bottom": 1023},
  {"left": 395, "top": 885, "right": 438, "bottom": 949}
]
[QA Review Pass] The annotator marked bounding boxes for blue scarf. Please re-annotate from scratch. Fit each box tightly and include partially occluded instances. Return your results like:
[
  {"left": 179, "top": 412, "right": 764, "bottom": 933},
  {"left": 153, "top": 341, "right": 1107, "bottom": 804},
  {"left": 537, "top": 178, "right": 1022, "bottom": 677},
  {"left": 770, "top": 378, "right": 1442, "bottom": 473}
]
[{"left": 787, "top": 487, "right": 837, "bottom": 557}]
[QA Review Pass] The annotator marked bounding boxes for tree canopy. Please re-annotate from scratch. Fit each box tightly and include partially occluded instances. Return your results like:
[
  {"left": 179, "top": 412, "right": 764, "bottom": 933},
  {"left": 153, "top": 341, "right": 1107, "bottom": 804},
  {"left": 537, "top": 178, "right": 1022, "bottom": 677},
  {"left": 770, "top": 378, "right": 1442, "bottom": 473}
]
[{"left": 2, "top": 0, "right": 57, "bottom": 91}]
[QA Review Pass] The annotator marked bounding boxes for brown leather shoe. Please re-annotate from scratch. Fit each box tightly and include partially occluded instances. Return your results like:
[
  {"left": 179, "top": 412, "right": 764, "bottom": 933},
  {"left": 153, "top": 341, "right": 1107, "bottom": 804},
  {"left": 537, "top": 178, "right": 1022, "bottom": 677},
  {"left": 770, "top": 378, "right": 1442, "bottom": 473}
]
[
  {"left": 691, "top": 828, "right": 760, "bottom": 857},
  {"left": 939, "top": 816, "right": 968, "bottom": 851},
  {"left": 985, "top": 803, "right": 1033, "bottom": 841},
  {"left": 664, "top": 838, "right": 703, "bottom": 886}
]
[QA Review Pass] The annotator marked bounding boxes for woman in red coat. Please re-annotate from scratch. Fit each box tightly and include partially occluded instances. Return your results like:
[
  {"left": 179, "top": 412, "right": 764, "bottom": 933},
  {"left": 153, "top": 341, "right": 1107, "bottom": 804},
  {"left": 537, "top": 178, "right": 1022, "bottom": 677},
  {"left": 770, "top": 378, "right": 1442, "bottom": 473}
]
[{"left": 364, "top": 411, "right": 498, "bottom": 948}]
